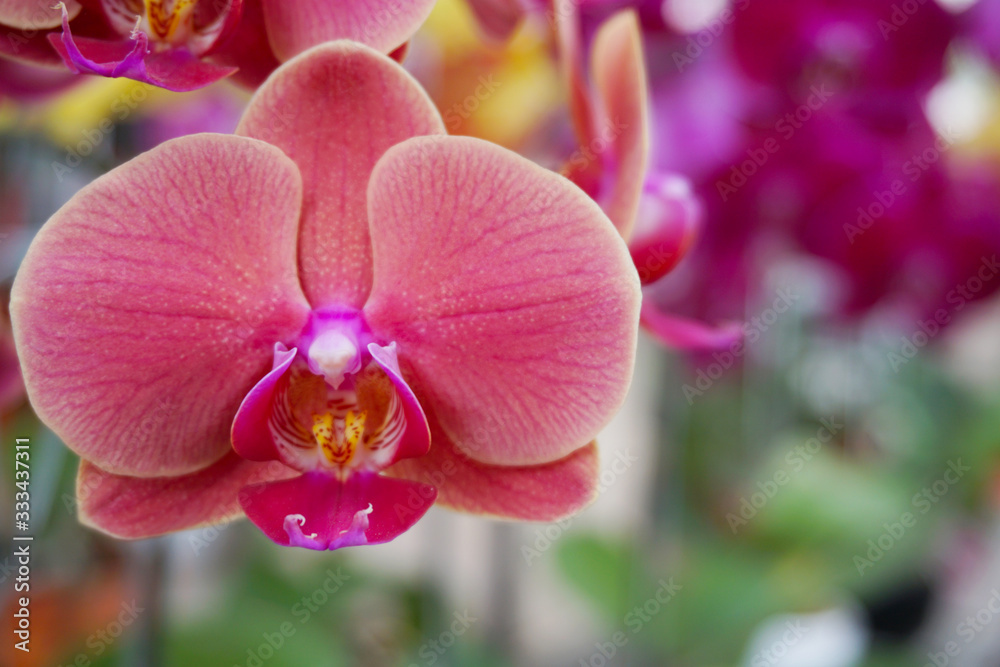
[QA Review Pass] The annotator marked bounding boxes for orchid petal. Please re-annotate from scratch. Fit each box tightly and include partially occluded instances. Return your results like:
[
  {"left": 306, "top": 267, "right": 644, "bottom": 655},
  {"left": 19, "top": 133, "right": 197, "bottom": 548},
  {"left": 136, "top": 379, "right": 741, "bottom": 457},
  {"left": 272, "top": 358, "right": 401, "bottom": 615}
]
[
  {"left": 231, "top": 343, "right": 298, "bottom": 463},
  {"left": 237, "top": 42, "right": 444, "bottom": 309},
  {"left": 555, "top": 0, "right": 594, "bottom": 174},
  {"left": 77, "top": 454, "right": 295, "bottom": 539},
  {"left": 364, "top": 135, "right": 640, "bottom": 466},
  {"left": 260, "top": 0, "right": 435, "bottom": 61},
  {"left": 639, "top": 302, "right": 744, "bottom": 351},
  {"left": 0, "top": 0, "right": 77, "bottom": 31},
  {"left": 389, "top": 417, "right": 599, "bottom": 522},
  {"left": 240, "top": 470, "right": 436, "bottom": 550},
  {"left": 589, "top": 10, "right": 649, "bottom": 240},
  {"left": 11, "top": 135, "right": 311, "bottom": 476}
]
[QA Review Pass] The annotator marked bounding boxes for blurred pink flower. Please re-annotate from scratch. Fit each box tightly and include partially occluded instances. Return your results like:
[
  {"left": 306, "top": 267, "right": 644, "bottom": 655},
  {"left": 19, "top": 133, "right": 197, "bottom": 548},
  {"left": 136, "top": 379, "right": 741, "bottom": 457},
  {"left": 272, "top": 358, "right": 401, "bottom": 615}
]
[
  {"left": 555, "top": 6, "right": 741, "bottom": 350},
  {"left": 0, "top": 0, "right": 435, "bottom": 90},
  {"left": 10, "top": 43, "right": 640, "bottom": 550}
]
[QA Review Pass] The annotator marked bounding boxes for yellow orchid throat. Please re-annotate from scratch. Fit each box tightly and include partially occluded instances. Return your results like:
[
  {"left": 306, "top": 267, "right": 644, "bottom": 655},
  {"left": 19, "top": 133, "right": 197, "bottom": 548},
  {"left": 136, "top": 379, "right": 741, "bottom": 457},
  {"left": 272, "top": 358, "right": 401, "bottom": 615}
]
[{"left": 144, "top": 0, "right": 196, "bottom": 43}]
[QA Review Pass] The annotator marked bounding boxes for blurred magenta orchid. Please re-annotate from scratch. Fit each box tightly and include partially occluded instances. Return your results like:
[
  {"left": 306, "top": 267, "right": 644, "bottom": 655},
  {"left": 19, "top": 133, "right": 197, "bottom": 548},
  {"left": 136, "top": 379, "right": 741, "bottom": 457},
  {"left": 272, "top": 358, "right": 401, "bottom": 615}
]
[
  {"left": 10, "top": 42, "right": 640, "bottom": 549},
  {"left": 466, "top": 0, "right": 526, "bottom": 41},
  {"left": 555, "top": 6, "right": 741, "bottom": 350},
  {"left": 0, "top": 0, "right": 435, "bottom": 90}
]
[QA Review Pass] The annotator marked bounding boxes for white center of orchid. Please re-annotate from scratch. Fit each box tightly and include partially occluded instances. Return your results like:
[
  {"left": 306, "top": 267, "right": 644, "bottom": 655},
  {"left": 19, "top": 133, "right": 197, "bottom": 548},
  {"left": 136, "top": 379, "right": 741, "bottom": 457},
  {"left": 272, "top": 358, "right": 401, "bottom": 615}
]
[{"left": 307, "top": 330, "right": 361, "bottom": 389}]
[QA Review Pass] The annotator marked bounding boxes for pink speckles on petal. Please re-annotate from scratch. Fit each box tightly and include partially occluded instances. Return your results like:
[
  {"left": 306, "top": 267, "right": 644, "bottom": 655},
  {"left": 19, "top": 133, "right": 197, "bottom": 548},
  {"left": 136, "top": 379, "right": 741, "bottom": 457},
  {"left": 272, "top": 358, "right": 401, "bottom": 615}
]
[
  {"left": 10, "top": 135, "right": 311, "bottom": 476},
  {"left": 364, "top": 135, "right": 640, "bottom": 466},
  {"left": 237, "top": 42, "right": 445, "bottom": 310}
]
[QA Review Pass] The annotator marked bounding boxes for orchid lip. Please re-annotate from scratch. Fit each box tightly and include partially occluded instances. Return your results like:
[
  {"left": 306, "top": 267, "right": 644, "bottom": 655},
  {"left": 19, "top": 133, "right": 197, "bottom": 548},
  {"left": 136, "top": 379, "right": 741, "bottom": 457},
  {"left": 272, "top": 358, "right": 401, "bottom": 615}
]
[{"left": 230, "top": 304, "right": 433, "bottom": 551}]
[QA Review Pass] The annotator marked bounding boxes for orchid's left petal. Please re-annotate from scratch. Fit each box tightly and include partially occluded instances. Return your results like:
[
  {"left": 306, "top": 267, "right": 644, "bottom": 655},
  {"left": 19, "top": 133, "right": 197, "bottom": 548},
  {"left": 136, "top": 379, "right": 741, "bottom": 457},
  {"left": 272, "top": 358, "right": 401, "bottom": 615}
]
[
  {"left": 49, "top": 14, "right": 237, "bottom": 91},
  {"left": 231, "top": 344, "right": 298, "bottom": 463},
  {"left": 77, "top": 454, "right": 296, "bottom": 539},
  {"left": 389, "top": 420, "right": 599, "bottom": 522},
  {"left": 260, "top": 0, "right": 435, "bottom": 61},
  {"left": 589, "top": 10, "right": 649, "bottom": 240},
  {"left": 240, "top": 471, "right": 436, "bottom": 550},
  {"left": 364, "top": 135, "right": 640, "bottom": 467},
  {"left": 11, "top": 134, "right": 311, "bottom": 477},
  {"left": 639, "top": 301, "right": 744, "bottom": 351},
  {"left": 237, "top": 42, "right": 445, "bottom": 310}
]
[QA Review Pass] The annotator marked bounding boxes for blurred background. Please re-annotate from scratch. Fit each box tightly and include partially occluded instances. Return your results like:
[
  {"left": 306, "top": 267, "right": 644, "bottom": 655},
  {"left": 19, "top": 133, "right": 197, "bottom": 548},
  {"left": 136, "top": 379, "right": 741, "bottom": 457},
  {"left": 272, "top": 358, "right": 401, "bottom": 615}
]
[{"left": 4, "top": 0, "right": 1000, "bottom": 665}]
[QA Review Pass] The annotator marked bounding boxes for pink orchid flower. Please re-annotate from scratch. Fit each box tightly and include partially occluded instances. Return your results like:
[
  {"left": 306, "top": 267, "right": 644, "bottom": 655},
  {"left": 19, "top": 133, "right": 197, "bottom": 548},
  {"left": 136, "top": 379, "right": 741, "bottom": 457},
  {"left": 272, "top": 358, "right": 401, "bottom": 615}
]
[
  {"left": 555, "top": 6, "right": 742, "bottom": 350},
  {"left": 0, "top": 0, "right": 435, "bottom": 91},
  {"left": 10, "top": 42, "right": 640, "bottom": 549}
]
